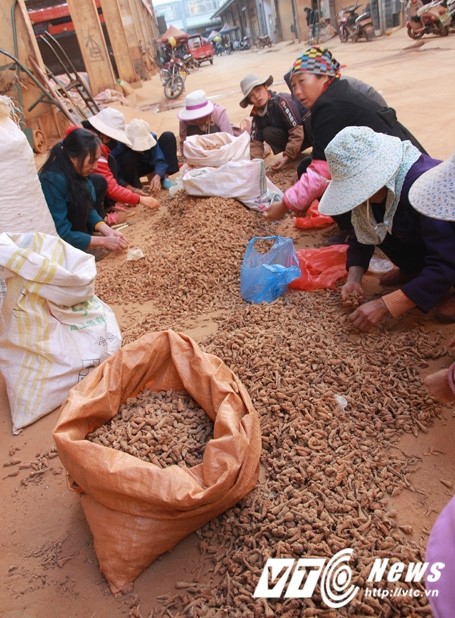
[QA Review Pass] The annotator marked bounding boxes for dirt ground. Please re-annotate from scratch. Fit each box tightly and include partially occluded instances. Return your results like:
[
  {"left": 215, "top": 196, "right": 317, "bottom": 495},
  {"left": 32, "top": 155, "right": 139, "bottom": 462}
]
[{"left": 1, "top": 27, "right": 455, "bottom": 618}]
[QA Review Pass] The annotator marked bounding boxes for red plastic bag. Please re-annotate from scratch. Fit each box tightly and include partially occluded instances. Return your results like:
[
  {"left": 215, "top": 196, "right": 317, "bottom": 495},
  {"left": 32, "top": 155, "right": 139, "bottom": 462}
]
[
  {"left": 289, "top": 244, "right": 348, "bottom": 291},
  {"left": 294, "top": 200, "right": 334, "bottom": 229}
]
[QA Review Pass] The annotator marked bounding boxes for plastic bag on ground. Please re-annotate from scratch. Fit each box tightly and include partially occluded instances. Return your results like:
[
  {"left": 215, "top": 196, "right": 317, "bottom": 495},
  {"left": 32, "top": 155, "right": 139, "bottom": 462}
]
[
  {"left": 0, "top": 232, "right": 121, "bottom": 434},
  {"left": 289, "top": 244, "right": 348, "bottom": 291},
  {"left": 240, "top": 236, "right": 301, "bottom": 303},
  {"left": 294, "top": 200, "right": 334, "bottom": 229},
  {"left": 53, "top": 330, "right": 261, "bottom": 595},
  {"left": 183, "top": 131, "right": 250, "bottom": 167}
]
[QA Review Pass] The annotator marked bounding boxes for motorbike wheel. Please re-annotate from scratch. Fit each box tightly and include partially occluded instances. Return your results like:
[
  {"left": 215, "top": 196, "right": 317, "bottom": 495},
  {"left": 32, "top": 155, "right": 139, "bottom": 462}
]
[
  {"left": 438, "top": 25, "right": 449, "bottom": 36},
  {"left": 164, "top": 74, "right": 185, "bottom": 100},
  {"left": 339, "top": 27, "right": 349, "bottom": 42},
  {"left": 365, "top": 26, "right": 375, "bottom": 40},
  {"left": 407, "top": 24, "right": 424, "bottom": 39}
]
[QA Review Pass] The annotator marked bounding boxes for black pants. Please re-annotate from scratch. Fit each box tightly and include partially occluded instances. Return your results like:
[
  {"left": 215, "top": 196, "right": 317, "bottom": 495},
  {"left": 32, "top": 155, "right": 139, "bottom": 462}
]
[
  {"left": 119, "top": 131, "right": 179, "bottom": 188},
  {"left": 263, "top": 126, "right": 313, "bottom": 157},
  {"left": 90, "top": 173, "right": 108, "bottom": 218}
]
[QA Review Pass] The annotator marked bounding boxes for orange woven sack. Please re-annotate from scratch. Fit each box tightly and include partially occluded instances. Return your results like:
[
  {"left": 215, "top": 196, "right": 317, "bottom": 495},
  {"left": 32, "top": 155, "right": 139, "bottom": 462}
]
[
  {"left": 293, "top": 200, "right": 334, "bottom": 229},
  {"left": 53, "top": 330, "right": 261, "bottom": 594},
  {"left": 289, "top": 244, "right": 348, "bottom": 291}
]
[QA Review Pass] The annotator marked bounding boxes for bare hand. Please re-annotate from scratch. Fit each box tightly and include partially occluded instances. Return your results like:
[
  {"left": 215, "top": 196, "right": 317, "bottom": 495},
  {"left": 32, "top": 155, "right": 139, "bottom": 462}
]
[
  {"left": 101, "top": 229, "right": 128, "bottom": 251},
  {"left": 263, "top": 201, "right": 288, "bottom": 221},
  {"left": 424, "top": 366, "right": 455, "bottom": 403},
  {"left": 127, "top": 185, "right": 148, "bottom": 196},
  {"left": 271, "top": 154, "right": 290, "bottom": 171},
  {"left": 148, "top": 175, "right": 162, "bottom": 193},
  {"left": 341, "top": 281, "right": 364, "bottom": 308},
  {"left": 140, "top": 195, "right": 160, "bottom": 209},
  {"left": 349, "top": 298, "right": 389, "bottom": 332}
]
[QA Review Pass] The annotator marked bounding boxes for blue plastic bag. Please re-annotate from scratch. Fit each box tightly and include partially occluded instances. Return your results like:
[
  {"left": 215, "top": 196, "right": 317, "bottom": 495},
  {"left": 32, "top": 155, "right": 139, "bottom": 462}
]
[{"left": 240, "top": 236, "right": 301, "bottom": 303}]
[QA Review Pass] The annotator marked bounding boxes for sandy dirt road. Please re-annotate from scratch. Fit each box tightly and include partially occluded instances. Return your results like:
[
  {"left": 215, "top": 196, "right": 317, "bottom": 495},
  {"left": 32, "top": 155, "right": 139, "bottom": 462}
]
[{"left": 1, "top": 26, "right": 454, "bottom": 618}]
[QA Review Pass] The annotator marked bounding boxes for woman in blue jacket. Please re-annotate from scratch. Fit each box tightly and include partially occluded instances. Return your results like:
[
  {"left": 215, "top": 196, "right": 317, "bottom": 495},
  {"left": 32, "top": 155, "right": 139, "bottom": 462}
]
[{"left": 39, "top": 128, "right": 128, "bottom": 254}]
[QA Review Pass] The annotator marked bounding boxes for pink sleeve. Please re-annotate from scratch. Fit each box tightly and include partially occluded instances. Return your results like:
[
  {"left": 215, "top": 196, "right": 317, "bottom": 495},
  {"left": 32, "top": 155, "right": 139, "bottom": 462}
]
[
  {"left": 283, "top": 159, "right": 331, "bottom": 214},
  {"left": 214, "top": 106, "right": 233, "bottom": 134}
]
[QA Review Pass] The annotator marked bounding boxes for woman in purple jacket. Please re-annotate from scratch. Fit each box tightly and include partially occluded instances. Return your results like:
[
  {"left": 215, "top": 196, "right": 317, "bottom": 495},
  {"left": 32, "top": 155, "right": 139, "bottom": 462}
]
[
  {"left": 318, "top": 126, "right": 455, "bottom": 331},
  {"left": 178, "top": 89, "right": 233, "bottom": 155}
]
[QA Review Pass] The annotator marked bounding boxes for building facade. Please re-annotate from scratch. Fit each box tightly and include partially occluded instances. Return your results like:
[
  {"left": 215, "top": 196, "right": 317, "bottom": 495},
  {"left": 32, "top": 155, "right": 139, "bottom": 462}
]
[{"left": 152, "top": 0, "right": 222, "bottom": 35}]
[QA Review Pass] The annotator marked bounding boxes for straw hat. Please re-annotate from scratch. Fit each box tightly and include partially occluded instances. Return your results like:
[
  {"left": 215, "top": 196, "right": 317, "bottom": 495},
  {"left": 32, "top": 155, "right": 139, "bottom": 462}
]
[
  {"left": 86, "top": 108, "right": 131, "bottom": 146},
  {"left": 318, "top": 126, "right": 403, "bottom": 216},
  {"left": 239, "top": 74, "right": 273, "bottom": 108},
  {"left": 125, "top": 119, "right": 157, "bottom": 152},
  {"left": 178, "top": 90, "right": 214, "bottom": 121},
  {"left": 409, "top": 152, "right": 455, "bottom": 221}
]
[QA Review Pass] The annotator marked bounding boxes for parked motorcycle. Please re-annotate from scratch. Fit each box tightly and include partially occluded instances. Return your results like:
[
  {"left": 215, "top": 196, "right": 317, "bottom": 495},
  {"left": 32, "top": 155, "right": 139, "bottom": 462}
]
[
  {"left": 238, "top": 36, "right": 251, "bottom": 50},
  {"left": 338, "top": 4, "right": 375, "bottom": 41},
  {"left": 256, "top": 34, "right": 273, "bottom": 48},
  {"left": 160, "top": 52, "right": 187, "bottom": 100},
  {"left": 406, "top": 0, "right": 453, "bottom": 37}
]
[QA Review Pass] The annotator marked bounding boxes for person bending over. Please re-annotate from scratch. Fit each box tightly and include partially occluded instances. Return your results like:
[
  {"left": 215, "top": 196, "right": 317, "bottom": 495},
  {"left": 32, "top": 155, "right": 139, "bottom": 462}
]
[
  {"left": 264, "top": 46, "right": 426, "bottom": 222},
  {"left": 39, "top": 128, "right": 128, "bottom": 255},
  {"left": 317, "top": 126, "right": 454, "bottom": 332}
]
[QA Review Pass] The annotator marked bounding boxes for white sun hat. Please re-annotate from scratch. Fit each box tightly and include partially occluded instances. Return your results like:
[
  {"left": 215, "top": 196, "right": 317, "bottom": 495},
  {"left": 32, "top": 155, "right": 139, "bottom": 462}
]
[
  {"left": 239, "top": 74, "right": 273, "bottom": 108},
  {"left": 409, "top": 152, "right": 455, "bottom": 221},
  {"left": 86, "top": 108, "right": 132, "bottom": 147},
  {"left": 178, "top": 90, "right": 214, "bottom": 121},
  {"left": 318, "top": 126, "right": 404, "bottom": 216},
  {"left": 125, "top": 119, "right": 157, "bottom": 152}
]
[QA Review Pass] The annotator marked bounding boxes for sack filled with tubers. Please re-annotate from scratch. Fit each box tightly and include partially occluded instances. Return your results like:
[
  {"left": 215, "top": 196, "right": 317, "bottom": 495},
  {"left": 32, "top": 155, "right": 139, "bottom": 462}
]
[{"left": 53, "top": 330, "right": 261, "bottom": 594}]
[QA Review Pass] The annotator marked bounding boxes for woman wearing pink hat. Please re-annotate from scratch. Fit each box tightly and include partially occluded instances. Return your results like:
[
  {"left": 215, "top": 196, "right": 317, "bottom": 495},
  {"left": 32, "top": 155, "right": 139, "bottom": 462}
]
[{"left": 178, "top": 90, "right": 234, "bottom": 154}]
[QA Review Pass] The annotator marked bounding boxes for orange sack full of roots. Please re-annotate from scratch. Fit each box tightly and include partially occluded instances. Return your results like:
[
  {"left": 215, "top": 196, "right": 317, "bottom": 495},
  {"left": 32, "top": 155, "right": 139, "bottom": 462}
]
[{"left": 53, "top": 330, "right": 261, "bottom": 594}]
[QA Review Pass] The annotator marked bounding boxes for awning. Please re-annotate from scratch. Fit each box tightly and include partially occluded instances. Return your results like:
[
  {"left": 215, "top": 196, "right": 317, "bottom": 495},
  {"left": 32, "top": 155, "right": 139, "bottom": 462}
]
[{"left": 159, "top": 24, "right": 189, "bottom": 43}]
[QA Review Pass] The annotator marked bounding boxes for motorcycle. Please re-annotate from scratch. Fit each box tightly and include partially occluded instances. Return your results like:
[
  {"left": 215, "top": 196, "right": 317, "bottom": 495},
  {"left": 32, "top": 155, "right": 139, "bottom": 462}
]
[
  {"left": 256, "top": 34, "right": 273, "bottom": 48},
  {"left": 160, "top": 53, "right": 187, "bottom": 100},
  {"left": 406, "top": 0, "right": 453, "bottom": 37},
  {"left": 238, "top": 36, "right": 251, "bottom": 50},
  {"left": 338, "top": 3, "right": 375, "bottom": 41}
]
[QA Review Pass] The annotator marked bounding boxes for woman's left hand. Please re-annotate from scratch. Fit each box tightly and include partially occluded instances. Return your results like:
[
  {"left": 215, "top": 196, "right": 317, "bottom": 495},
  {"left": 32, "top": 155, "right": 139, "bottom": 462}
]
[
  {"left": 148, "top": 175, "right": 162, "bottom": 193},
  {"left": 271, "top": 154, "right": 290, "bottom": 171},
  {"left": 349, "top": 298, "right": 389, "bottom": 331}
]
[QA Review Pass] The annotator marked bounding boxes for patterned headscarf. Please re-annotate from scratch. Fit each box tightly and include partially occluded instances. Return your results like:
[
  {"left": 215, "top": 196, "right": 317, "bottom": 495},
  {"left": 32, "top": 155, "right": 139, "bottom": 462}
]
[{"left": 290, "top": 46, "right": 341, "bottom": 79}]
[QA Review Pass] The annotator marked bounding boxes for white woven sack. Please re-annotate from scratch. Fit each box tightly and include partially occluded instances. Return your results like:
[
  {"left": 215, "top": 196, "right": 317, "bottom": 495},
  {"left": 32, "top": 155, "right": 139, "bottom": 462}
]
[
  {"left": 0, "top": 232, "right": 122, "bottom": 434},
  {"left": 182, "top": 159, "right": 283, "bottom": 211},
  {"left": 183, "top": 131, "right": 250, "bottom": 168},
  {"left": 0, "top": 106, "right": 57, "bottom": 235}
]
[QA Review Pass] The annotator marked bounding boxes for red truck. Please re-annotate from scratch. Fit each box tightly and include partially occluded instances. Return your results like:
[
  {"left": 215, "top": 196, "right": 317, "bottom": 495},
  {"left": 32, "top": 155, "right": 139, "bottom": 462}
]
[{"left": 187, "top": 34, "right": 214, "bottom": 66}]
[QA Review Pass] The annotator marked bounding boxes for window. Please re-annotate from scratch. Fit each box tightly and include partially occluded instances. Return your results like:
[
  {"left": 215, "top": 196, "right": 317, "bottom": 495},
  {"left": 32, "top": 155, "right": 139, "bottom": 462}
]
[{"left": 187, "top": 0, "right": 218, "bottom": 17}]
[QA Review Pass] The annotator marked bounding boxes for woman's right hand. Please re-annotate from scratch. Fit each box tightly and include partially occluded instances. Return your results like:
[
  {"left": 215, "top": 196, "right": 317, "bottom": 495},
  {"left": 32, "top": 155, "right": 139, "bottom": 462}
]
[{"left": 140, "top": 195, "right": 160, "bottom": 209}]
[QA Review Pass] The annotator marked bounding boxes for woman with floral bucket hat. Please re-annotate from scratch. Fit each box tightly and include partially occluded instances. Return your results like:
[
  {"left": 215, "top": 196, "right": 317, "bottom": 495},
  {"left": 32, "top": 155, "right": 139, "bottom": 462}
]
[
  {"left": 264, "top": 46, "right": 427, "bottom": 223},
  {"left": 317, "top": 126, "right": 454, "bottom": 332}
]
